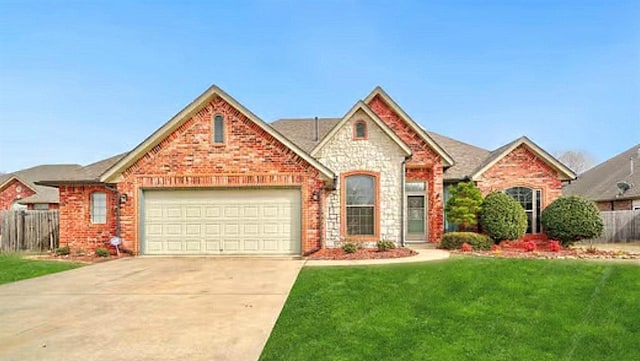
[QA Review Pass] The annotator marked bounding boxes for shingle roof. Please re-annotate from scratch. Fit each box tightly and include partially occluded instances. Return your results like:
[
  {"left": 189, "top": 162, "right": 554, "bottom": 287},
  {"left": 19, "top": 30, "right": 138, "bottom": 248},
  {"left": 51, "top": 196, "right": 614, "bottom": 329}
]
[
  {"left": 271, "top": 118, "right": 341, "bottom": 153},
  {"left": 426, "top": 132, "right": 490, "bottom": 181},
  {"left": 564, "top": 144, "right": 640, "bottom": 201},
  {"left": 37, "top": 153, "right": 128, "bottom": 184},
  {"left": 0, "top": 164, "right": 82, "bottom": 204}
]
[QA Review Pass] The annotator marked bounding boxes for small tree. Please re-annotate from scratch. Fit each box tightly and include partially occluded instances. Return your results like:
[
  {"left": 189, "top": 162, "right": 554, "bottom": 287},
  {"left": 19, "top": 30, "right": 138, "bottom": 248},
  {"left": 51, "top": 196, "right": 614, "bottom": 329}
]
[
  {"left": 445, "top": 182, "right": 483, "bottom": 231},
  {"left": 540, "top": 196, "right": 604, "bottom": 247},
  {"left": 479, "top": 192, "right": 527, "bottom": 242}
]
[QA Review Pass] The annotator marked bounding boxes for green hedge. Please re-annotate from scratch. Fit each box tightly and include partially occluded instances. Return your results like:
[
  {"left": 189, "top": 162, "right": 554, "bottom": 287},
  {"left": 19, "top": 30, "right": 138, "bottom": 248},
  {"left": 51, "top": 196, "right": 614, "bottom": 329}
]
[
  {"left": 440, "top": 232, "right": 493, "bottom": 250},
  {"left": 541, "top": 196, "right": 604, "bottom": 247},
  {"left": 479, "top": 192, "right": 527, "bottom": 242}
]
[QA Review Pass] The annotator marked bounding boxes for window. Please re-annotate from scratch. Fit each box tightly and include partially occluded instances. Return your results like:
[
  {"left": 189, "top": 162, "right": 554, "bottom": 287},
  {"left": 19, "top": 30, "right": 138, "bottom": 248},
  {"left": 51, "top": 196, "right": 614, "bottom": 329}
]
[
  {"left": 91, "top": 192, "right": 107, "bottom": 224},
  {"left": 353, "top": 120, "right": 367, "bottom": 139},
  {"left": 213, "top": 114, "right": 225, "bottom": 144},
  {"left": 345, "top": 175, "right": 376, "bottom": 236},
  {"left": 505, "top": 187, "right": 541, "bottom": 234},
  {"left": 33, "top": 204, "right": 49, "bottom": 210}
]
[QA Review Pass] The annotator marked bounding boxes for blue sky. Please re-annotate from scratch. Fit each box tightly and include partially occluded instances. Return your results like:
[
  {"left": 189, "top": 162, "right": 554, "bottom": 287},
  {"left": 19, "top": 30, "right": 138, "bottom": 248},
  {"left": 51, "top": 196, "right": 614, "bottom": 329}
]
[{"left": 1, "top": 0, "right": 638, "bottom": 173}]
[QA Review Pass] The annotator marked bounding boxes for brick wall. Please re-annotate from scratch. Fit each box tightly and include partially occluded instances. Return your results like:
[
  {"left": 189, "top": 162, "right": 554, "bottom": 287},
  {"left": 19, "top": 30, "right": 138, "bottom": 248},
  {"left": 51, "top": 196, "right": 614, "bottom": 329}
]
[
  {"left": 58, "top": 184, "right": 118, "bottom": 252},
  {"left": 0, "top": 179, "right": 35, "bottom": 210},
  {"left": 59, "top": 95, "right": 325, "bottom": 255},
  {"left": 367, "top": 94, "right": 445, "bottom": 243},
  {"left": 476, "top": 144, "right": 563, "bottom": 241}
]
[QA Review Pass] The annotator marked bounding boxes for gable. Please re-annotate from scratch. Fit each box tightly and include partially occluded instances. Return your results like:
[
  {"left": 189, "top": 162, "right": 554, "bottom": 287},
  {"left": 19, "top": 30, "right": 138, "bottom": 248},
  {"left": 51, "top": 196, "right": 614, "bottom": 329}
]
[
  {"left": 471, "top": 137, "right": 576, "bottom": 181},
  {"left": 310, "top": 101, "right": 411, "bottom": 157},
  {"left": 120, "top": 95, "right": 332, "bottom": 180},
  {"left": 364, "top": 88, "right": 454, "bottom": 167},
  {"left": 101, "top": 85, "right": 334, "bottom": 182}
]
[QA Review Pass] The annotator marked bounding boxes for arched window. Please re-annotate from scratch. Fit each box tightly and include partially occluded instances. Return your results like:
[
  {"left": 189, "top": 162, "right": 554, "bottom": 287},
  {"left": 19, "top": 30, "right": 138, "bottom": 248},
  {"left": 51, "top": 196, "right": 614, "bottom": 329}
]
[
  {"left": 91, "top": 192, "right": 107, "bottom": 224},
  {"left": 344, "top": 174, "right": 377, "bottom": 236},
  {"left": 505, "top": 187, "right": 541, "bottom": 234},
  {"left": 213, "top": 114, "right": 225, "bottom": 144},
  {"left": 353, "top": 120, "right": 367, "bottom": 139}
]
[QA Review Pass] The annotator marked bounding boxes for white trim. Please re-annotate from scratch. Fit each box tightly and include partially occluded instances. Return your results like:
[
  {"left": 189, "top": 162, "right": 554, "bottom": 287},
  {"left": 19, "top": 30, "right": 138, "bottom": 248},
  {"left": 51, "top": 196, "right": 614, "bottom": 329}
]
[
  {"left": 471, "top": 137, "right": 576, "bottom": 181},
  {"left": 310, "top": 101, "right": 412, "bottom": 157},
  {"left": 100, "top": 85, "right": 335, "bottom": 182},
  {"left": 364, "top": 86, "right": 454, "bottom": 166}
]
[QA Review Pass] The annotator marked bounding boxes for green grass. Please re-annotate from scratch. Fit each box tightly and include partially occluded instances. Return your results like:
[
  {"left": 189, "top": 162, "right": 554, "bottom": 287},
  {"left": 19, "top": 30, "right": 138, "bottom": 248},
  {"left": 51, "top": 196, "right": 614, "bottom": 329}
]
[
  {"left": 261, "top": 258, "right": 640, "bottom": 361},
  {"left": 0, "top": 253, "right": 82, "bottom": 285}
]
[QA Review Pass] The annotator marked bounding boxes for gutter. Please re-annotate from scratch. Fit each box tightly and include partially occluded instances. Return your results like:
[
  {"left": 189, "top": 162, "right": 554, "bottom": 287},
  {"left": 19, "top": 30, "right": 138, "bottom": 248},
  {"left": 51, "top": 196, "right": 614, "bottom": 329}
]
[{"left": 400, "top": 156, "right": 410, "bottom": 247}]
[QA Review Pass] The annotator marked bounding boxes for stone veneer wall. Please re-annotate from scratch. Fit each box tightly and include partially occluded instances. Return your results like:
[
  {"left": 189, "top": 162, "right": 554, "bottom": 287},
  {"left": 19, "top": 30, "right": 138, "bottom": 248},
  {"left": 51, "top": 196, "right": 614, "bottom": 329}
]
[{"left": 316, "top": 109, "right": 406, "bottom": 247}]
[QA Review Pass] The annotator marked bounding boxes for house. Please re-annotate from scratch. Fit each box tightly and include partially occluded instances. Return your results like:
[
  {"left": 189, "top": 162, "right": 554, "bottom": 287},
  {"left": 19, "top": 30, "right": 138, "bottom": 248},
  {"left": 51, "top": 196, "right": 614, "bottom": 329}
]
[
  {"left": 37, "top": 85, "right": 575, "bottom": 255},
  {"left": 0, "top": 165, "right": 80, "bottom": 210},
  {"left": 563, "top": 144, "right": 640, "bottom": 211}
]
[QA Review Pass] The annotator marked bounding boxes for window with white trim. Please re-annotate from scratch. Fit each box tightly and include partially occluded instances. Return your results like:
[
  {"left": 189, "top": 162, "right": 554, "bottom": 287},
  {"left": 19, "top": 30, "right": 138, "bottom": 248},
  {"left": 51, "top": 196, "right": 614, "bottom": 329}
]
[
  {"left": 345, "top": 175, "right": 375, "bottom": 236},
  {"left": 91, "top": 192, "right": 107, "bottom": 224},
  {"left": 33, "top": 204, "right": 49, "bottom": 210},
  {"left": 505, "top": 187, "right": 541, "bottom": 234}
]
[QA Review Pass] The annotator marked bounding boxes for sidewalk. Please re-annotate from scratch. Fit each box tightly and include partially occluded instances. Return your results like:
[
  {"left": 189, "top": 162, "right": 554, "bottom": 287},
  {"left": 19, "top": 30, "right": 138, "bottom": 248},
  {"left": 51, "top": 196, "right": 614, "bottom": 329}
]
[{"left": 304, "top": 247, "right": 450, "bottom": 267}]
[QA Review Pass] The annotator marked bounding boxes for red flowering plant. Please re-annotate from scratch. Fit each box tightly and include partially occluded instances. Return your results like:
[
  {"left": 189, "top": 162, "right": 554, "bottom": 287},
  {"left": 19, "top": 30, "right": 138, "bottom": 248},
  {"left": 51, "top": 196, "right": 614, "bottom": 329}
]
[{"left": 461, "top": 242, "right": 473, "bottom": 252}]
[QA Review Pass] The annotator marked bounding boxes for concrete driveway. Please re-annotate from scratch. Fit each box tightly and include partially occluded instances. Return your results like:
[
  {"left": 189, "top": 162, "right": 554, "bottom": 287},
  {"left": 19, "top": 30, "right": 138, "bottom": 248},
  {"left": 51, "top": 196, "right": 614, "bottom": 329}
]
[{"left": 0, "top": 257, "right": 304, "bottom": 361}]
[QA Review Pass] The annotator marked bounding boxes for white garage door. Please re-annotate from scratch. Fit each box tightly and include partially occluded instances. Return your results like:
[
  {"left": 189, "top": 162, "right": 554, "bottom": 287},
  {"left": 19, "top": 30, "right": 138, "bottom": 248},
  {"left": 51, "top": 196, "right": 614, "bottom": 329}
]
[{"left": 143, "top": 189, "right": 301, "bottom": 255}]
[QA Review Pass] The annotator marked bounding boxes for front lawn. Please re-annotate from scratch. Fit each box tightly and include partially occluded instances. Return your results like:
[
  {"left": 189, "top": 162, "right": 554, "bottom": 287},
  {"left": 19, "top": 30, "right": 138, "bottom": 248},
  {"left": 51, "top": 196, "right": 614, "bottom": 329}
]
[
  {"left": 261, "top": 258, "right": 640, "bottom": 361},
  {"left": 0, "top": 253, "right": 83, "bottom": 285}
]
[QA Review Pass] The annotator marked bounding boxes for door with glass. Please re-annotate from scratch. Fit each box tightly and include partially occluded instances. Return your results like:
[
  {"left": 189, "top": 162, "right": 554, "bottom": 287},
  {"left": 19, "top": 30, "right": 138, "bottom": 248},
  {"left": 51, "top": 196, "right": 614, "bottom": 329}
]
[{"left": 405, "top": 182, "right": 428, "bottom": 243}]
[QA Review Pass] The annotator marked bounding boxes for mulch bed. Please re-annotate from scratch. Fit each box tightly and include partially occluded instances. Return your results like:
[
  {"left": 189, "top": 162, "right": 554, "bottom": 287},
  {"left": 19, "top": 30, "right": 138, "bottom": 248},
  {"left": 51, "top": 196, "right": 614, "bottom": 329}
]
[
  {"left": 308, "top": 247, "right": 417, "bottom": 260},
  {"left": 452, "top": 241, "right": 640, "bottom": 261}
]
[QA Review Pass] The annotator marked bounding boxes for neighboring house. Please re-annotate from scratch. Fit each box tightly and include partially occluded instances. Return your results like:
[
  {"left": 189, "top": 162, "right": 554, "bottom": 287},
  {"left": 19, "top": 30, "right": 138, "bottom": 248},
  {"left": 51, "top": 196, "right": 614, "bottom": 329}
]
[
  {"left": 0, "top": 165, "right": 80, "bottom": 210},
  {"left": 38, "top": 85, "right": 575, "bottom": 255},
  {"left": 564, "top": 144, "right": 640, "bottom": 211}
]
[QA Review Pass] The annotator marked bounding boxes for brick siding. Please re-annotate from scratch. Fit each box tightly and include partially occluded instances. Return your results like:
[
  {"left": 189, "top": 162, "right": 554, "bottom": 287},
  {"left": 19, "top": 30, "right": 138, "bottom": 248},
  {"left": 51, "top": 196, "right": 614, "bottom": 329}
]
[
  {"left": 0, "top": 179, "right": 35, "bottom": 210},
  {"left": 58, "top": 95, "right": 325, "bottom": 254},
  {"left": 367, "top": 94, "right": 445, "bottom": 243}
]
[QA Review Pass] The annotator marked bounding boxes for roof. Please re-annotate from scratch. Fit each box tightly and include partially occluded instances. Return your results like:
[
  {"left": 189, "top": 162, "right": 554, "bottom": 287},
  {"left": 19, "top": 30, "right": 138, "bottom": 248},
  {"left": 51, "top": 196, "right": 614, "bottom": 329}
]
[
  {"left": 100, "top": 85, "right": 335, "bottom": 182},
  {"left": 0, "top": 164, "right": 82, "bottom": 204},
  {"left": 309, "top": 101, "right": 412, "bottom": 157},
  {"left": 427, "top": 132, "right": 490, "bottom": 181},
  {"left": 271, "top": 118, "right": 340, "bottom": 153},
  {"left": 469, "top": 137, "right": 576, "bottom": 181},
  {"left": 37, "top": 153, "right": 128, "bottom": 185},
  {"left": 564, "top": 144, "right": 640, "bottom": 201},
  {"left": 363, "top": 86, "right": 455, "bottom": 167}
]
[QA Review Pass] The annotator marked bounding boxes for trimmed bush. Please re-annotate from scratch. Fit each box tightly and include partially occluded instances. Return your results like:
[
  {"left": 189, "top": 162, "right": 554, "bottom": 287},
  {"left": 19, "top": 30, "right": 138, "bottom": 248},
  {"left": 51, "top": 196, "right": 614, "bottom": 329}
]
[
  {"left": 440, "top": 232, "right": 493, "bottom": 251},
  {"left": 540, "top": 196, "right": 604, "bottom": 247},
  {"left": 342, "top": 242, "right": 359, "bottom": 254},
  {"left": 479, "top": 192, "right": 527, "bottom": 242},
  {"left": 95, "top": 247, "right": 110, "bottom": 257},
  {"left": 376, "top": 240, "right": 396, "bottom": 252},
  {"left": 55, "top": 245, "right": 70, "bottom": 256}
]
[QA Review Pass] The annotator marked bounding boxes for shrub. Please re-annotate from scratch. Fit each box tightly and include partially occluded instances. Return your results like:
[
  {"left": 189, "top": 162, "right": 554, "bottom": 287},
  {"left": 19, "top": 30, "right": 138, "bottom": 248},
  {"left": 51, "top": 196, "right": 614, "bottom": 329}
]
[
  {"left": 548, "top": 241, "right": 562, "bottom": 252},
  {"left": 440, "top": 232, "right": 493, "bottom": 251},
  {"left": 523, "top": 240, "right": 536, "bottom": 252},
  {"left": 445, "top": 182, "right": 484, "bottom": 230},
  {"left": 461, "top": 242, "right": 473, "bottom": 252},
  {"left": 55, "top": 245, "right": 70, "bottom": 256},
  {"left": 342, "top": 242, "right": 359, "bottom": 254},
  {"left": 376, "top": 240, "right": 396, "bottom": 252},
  {"left": 95, "top": 248, "right": 110, "bottom": 257},
  {"left": 479, "top": 192, "right": 527, "bottom": 242},
  {"left": 540, "top": 196, "right": 604, "bottom": 247}
]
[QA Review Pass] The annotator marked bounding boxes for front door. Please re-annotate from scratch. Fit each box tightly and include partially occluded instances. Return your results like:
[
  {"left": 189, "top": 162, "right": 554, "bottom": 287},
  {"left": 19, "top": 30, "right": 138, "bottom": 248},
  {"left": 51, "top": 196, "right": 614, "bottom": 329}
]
[{"left": 406, "top": 182, "right": 428, "bottom": 243}]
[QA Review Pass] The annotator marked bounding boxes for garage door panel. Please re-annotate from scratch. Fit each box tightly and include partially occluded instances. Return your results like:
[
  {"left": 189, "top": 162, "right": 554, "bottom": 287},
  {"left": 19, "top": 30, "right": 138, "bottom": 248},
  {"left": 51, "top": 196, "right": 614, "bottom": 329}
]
[{"left": 143, "top": 189, "right": 300, "bottom": 255}]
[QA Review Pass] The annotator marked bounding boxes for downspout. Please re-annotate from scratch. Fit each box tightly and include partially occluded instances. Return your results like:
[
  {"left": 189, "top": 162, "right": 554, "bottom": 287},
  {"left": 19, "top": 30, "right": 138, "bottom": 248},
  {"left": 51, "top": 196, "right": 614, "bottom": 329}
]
[
  {"left": 104, "top": 185, "right": 121, "bottom": 238},
  {"left": 400, "top": 157, "right": 408, "bottom": 247},
  {"left": 302, "top": 186, "right": 325, "bottom": 257}
]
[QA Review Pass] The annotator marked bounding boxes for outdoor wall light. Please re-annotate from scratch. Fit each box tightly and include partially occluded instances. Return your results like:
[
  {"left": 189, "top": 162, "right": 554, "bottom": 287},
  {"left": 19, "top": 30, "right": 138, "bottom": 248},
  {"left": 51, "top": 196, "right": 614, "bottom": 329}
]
[{"left": 120, "top": 193, "right": 128, "bottom": 205}]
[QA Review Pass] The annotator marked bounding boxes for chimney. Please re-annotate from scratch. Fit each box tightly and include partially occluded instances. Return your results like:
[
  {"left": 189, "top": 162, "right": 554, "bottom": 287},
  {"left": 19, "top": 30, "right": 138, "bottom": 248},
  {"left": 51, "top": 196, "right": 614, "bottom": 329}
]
[{"left": 313, "top": 116, "right": 319, "bottom": 142}]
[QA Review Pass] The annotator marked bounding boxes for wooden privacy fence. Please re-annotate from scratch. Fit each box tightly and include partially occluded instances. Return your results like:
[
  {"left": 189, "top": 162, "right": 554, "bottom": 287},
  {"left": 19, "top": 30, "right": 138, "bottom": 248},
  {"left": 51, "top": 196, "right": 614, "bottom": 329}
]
[
  {"left": 592, "top": 210, "right": 640, "bottom": 243},
  {"left": 0, "top": 210, "right": 59, "bottom": 252}
]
